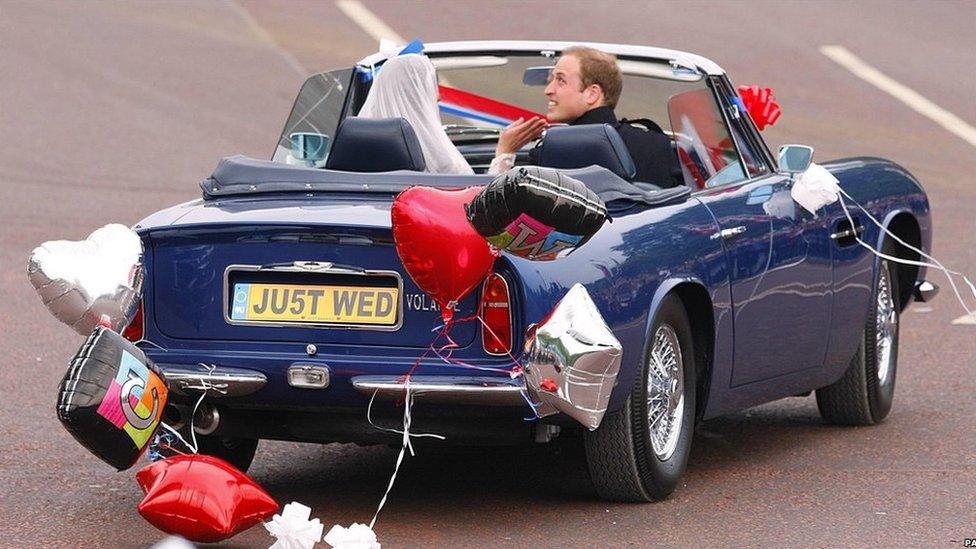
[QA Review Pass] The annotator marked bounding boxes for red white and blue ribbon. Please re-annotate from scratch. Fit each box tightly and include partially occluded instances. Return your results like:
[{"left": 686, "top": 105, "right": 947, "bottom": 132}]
[{"left": 438, "top": 85, "right": 547, "bottom": 127}]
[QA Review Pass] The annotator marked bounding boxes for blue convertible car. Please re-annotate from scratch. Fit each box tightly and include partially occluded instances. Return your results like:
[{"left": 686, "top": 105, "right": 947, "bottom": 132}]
[{"left": 130, "top": 41, "right": 936, "bottom": 502}]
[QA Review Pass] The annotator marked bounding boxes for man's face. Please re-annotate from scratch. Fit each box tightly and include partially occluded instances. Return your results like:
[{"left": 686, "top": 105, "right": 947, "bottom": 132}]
[{"left": 544, "top": 55, "right": 595, "bottom": 123}]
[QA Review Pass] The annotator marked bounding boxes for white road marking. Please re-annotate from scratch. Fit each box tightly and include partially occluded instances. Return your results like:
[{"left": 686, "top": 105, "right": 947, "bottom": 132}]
[
  {"left": 336, "top": 0, "right": 406, "bottom": 44},
  {"left": 335, "top": 0, "right": 469, "bottom": 116},
  {"left": 951, "top": 313, "right": 976, "bottom": 325},
  {"left": 228, "top": 0, "right": 308, "bottom": 77},
  {"left": 820, "top": 45, "right": 976, "bottom": 149}
]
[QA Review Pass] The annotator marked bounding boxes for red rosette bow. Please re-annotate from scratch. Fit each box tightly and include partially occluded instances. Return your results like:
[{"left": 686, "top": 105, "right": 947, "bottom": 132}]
[{"left": 737, "top": 85, "right": 781, "bottom": 130}]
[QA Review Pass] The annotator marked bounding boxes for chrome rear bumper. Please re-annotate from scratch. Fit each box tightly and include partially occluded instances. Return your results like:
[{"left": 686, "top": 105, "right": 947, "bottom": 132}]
[
  {"left": 351, "top": 375, "right": 525, "bottom": 406},
  {"left": 157, "top": 364, "right": 267, "bottom": 398},
  {"left": 155, "top": 364, "right": 523, "bottom": 407}
]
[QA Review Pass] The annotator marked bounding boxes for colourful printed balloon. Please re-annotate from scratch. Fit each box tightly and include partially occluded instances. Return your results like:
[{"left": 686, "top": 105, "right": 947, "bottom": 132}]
[
  {"left": 57, "top": 326, "right": 168, "bottom": 470},
  {"left": 466, "top": 167, "right": 608, "bottom": 261}
]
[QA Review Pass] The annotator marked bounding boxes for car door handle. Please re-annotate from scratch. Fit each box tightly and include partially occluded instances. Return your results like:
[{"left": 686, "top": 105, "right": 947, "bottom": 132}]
[
  {"left": 830, "top": 225, "right": 864, "bottom": 240},
  {"left": 711, "top": 226, "right": 747, "bottom": 240}
]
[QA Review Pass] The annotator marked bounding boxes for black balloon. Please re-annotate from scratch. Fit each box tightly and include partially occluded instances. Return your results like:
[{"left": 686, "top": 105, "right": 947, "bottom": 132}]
[
  {"left": 57, "top": 326, "right": 169, "bottom": 470},
  {"left": 466, "top": 166, "right": 608, "bottom": 260}
]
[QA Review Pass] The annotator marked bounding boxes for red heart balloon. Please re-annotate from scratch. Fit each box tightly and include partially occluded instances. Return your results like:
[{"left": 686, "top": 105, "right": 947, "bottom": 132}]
[{"left": 392, "top": 186, "right": 496, "bottom": 323}]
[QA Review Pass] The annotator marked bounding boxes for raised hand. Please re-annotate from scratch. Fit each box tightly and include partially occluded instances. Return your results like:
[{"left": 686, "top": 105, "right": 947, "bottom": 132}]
[{"left": 495, "top": 117, "right": 548, "bottom": 155}]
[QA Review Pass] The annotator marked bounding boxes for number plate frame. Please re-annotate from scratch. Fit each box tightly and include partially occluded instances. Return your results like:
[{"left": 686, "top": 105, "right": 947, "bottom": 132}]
[{"left": 223, "top": 263, "right": 404, "bottom": 331}]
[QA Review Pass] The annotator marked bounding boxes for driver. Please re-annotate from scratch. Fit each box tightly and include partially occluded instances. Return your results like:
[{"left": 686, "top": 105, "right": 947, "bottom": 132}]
[{"left": 496, "top": 46, "right": 681, "bottom": 187}]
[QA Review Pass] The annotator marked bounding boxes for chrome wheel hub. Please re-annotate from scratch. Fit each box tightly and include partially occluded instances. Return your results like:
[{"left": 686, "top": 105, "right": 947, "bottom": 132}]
[
  {"left": 646, "top": 324, "right": 684, "bottom": 461},
  {"left": 876, "top": 262, "right": 897, "bottom": 386}
]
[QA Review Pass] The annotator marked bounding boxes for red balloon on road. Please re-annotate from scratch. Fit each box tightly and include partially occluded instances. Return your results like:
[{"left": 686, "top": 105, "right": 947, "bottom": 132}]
[
  {"left": 392, "top": 186, "right": 496, "bottom": 323},
  {"left": 136, "top": 454, "right": 279, "bottom": 543}
]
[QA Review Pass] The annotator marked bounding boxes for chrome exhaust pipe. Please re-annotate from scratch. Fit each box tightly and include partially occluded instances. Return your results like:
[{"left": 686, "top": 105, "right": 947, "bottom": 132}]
[
  {"left": 162, "top": 404, "right": 186, "bottom": 431},
  {"left": 192, "top": 404, "right": 220, "bottom": 436}
]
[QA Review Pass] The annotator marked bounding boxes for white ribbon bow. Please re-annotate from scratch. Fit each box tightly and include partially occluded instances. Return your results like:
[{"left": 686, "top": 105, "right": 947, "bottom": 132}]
[
  {"left": 791, "top": 162, "right": 840, "bottom": 216},
  {"left": 324, "top": 523, "right": 381, "bottom": 549},
  {"left": 265, "top": 502, "right": 325, "bottom": 549}
]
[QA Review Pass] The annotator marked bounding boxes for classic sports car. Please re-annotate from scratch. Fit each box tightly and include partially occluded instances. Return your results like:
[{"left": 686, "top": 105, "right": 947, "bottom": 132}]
[{"left": 129, "top": 41, "right": 937, "bottom": 502}]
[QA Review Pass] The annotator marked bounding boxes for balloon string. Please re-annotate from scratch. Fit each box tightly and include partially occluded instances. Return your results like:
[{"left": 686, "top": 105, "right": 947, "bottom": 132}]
[
  {"left": 367, "top": 291, "right": 544, "bottom": 532},
  {"left": 157, "top": 363, "right": 226, "bottom": 455},
  {"left": 470, "top": 314, "right": 543, "bottom": 420},
  {"left": 428, "top": 305, "right": 542, "bottom": 419},
  {"left": 836, "top": 188, "right": 976, "bottom": 320},
  {"left": 367, "top": 332, "right": 439, "bottom": 531},
  {"left": 370, "top": 378, "right": 413, "bottom": 530}
]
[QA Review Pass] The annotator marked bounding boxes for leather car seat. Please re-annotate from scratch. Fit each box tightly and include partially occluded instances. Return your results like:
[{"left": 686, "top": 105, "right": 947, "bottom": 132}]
[
  {"left": 325, "top": 117, "right": 427, "bottom": 172},
  {"left": 537, "top": 124, "right": 637, "bottom": 181}
]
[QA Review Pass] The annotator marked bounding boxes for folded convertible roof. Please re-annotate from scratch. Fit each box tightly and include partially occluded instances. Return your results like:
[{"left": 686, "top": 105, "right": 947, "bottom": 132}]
[{"left": 201, "top": 155, "right": 689, "bottom": 209}]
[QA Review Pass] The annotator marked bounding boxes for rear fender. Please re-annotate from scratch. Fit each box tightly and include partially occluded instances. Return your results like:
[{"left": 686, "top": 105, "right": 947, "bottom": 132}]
[{"left": 608, "top": 276, "right": 715, "bottom": 415}]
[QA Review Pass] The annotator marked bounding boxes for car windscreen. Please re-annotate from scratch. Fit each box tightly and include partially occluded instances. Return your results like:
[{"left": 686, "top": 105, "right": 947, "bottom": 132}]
[
  {"left": 271, "top": 68, "right": 354, "bottom": 166},
  {"left": 270, "top": 53, "right": 712, "bottom": 165},
  {"left": 427, "top": 53, "right": 707, "bottom": 141}
]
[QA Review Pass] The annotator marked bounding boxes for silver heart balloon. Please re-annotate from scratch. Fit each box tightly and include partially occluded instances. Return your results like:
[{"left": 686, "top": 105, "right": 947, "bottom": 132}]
[
  {"left": 27, "top": 224, "right": 144, "bottom": 335},
  {"left": 523, "top": 283, "right": 622, "bottom": 430}
]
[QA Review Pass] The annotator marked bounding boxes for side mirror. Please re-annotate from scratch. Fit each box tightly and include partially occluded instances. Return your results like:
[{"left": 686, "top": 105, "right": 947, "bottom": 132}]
[
  {"left": 778, "top": 144, "right": 814, "bottom": 175},
  {"left": 522, "top": 66, "right": 553, "bottom": 86},
  {"left": 289, "top": 132, "right": 330, "bottom": 165}
]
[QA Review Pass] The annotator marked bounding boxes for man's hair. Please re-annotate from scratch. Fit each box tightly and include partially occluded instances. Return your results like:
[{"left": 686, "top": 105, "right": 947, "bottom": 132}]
[{"left": 562, "top": 46, "right": 623, "bottom": 108}]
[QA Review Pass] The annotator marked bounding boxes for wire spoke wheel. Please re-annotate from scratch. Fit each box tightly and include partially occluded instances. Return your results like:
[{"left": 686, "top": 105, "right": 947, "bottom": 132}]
[
  {"left": 584, "top": 294, "right": 695, "bottom": 501},
  {"left": 816, "top": 244, "right": 900, "bottom": 426},
  {"left": 875, "top": 262, "right": 897, "bottom": 387},
  {"left": 646, "top": 324, "right": 684, "bottom": 461}
]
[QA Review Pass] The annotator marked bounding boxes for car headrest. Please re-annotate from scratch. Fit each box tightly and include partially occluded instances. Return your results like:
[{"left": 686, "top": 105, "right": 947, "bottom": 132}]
[
  {"left": 537, "top": 124, "right": 637, "bottom": 180},
  {"left": 325, "top": 117, "right": 427, "bottom": 172}
]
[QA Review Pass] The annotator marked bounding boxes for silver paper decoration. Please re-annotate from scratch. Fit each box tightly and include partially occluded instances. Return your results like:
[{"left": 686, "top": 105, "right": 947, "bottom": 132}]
[
  {"left": 523, "top": 283, "right": 622, "bottom": 430},
  {"left": 27, "top": 224, "right": 144, "bottom": 335}
]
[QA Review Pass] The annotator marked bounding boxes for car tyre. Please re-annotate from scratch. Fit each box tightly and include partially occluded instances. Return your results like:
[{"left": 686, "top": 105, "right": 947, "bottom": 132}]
[
  {"left": 196, "top": 435, "right": 259, "bottom": 472},
  {"left": 817, "top": 241, "right": 900, "bottom": 425},
  {"left": 584, "top": 294, "right": 696, "bottom": 502}
]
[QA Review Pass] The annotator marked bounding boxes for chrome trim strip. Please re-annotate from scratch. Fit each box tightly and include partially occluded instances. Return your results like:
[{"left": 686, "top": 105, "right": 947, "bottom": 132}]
[
  {"left": 351, "top": 375, "right": 525, "bottom": 406},
  {"left": 157, "top": 364, "right": 267, "bottom": 398},
  {"left": 222, "top": 262, "right": 404, "bottom": 332},
  {"left": 357, "top": 40, "right": 726, "bottom": 76}
]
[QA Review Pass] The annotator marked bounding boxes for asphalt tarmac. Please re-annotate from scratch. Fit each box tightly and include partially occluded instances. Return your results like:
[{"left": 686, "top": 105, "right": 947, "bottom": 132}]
[{"left": 2, "top": 1, "right": 974, "bottom": 547}]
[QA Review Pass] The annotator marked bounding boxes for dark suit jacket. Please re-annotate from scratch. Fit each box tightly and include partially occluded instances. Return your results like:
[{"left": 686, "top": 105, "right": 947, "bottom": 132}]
[{"left": 532, "top": 106, "right": 681, "bottom": 188}]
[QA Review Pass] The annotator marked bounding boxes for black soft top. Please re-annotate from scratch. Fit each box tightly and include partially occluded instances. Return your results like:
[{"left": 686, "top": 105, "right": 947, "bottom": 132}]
[{"left": 201, "top": 155, "right": 689, "bottom": 208}]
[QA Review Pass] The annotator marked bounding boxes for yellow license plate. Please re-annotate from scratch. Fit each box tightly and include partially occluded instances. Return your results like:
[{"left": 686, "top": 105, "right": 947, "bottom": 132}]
[{"left": 229, "top": 283, "right": 399, "bottom": 326}]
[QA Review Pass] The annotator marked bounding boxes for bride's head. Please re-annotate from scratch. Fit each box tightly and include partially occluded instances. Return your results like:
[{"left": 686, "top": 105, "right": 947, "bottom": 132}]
[
  {"left": 357, "top": 54, "right": 473, "bottom": 175},
  {"left": 359, "top": 54, "right": 440, "bottom": 118}
]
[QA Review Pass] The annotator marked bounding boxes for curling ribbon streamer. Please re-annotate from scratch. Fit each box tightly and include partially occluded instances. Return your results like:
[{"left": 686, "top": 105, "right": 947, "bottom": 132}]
[
  {"left": 799, "top": 163, "right": 975, "bottom": 320},
  {"left": 837, "top": 188, "right": 976, "bottom": 320}
]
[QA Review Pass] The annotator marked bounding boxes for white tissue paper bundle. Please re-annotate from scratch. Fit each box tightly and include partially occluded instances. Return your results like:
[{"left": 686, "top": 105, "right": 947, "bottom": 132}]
[
  {"left": 791, "top": 162, "right": 840, "bottom": 216},
  {"left": 325, "top": 523, "right": 381, "bottom": 549},
  {"left": 265, "top": 502, "right": 324, "bottom": 549}
]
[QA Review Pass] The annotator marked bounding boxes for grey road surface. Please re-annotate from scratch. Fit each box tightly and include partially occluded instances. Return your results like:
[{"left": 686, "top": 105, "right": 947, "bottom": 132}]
[{"left": 2, "top": 1, "right": 974, "bottom": 547}]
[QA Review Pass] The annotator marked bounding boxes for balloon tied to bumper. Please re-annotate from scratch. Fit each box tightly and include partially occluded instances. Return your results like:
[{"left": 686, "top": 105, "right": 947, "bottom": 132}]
[{"left": 522, "top": 283, "right": 623, "bottom": 430}]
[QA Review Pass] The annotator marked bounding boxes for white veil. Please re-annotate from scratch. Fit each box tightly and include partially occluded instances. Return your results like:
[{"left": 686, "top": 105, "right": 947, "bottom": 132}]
[{"left": 357, "top": 54, "right": 474, "bottom": 175}]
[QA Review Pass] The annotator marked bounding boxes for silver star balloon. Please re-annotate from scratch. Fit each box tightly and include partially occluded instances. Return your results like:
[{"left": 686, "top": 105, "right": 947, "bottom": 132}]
[
  {"left": 27, "top": 224, "right": 144, "bottom": 335},
  {"left": 523, "top": 283, "right": 622, "bottom": 430}
]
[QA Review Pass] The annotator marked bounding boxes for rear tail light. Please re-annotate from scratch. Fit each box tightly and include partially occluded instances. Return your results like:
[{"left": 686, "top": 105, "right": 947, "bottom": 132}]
[
  {"left": 481, "top": 273, "right": 512, "bottom": 355},
  {"left": 122, "top": 299, "right": 144, "bottom": 342}
]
